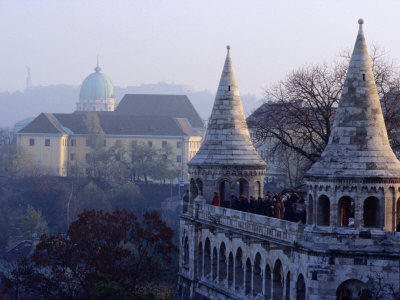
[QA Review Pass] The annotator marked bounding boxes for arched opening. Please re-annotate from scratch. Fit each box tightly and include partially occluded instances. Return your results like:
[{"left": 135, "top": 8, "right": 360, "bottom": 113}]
[
  {"left": 235, "top": 179, "right": 249, "bottom": 198},
  {"left": 317, "top": 195, "right": 330, "bottom": 226},
  {"left": 235, "top": 248, "right": 244, "bottom": 291},
  {"left": 286, "top": 271, "right": 291, "bottom": 300},
  {"left": 255, "top": 181, "right": 261, "bottom": 198},
  {"left": 336, "top": 279, "right": 370, "bottom": 300},
  {"left": 219, "top": 243, "right": 227, "bottom": 284},
  {"left": 364, "top": 197, "right": 379, "bottom": 228},
  {"left": 196, "top": 178, "right": 203, "bottom": 196},
  {"left": 219, "top": 179, "right": 231, "bottom": 207},
  {"left": 265, "top": 264, "right": 272, "bottom": 299},
  {"left": 184, "top": 237, "right": 189, "bottom": 266},
  {"left": 245, "top": 258, "right": 252, "bottom": 295},
  {"left": 338, "top": 196, "right": 355, "bottom": 227},
  {"left": 396, "top": 198, "right": 400, "bottom": 232},
  {"left": 273, "top": 260, "right": 283, "bottom": 300},
  {"left": 307, "top": 194, "right": 314, "bottom": 225},
  {"left": 212, "top": 247, "right": 218, "bottom": 281},
  {"left": 228, "top": 252, "right": 234, "bottom": 288},
  {"left": 198, "top": 242, "right": 203, "bottom": 279},
  {"left": 296, "top": 274, "right": 305, "bottom": 300},
  {"left": 253, "top": 253, "right": 262, "bottom": 296},
  {"left": 204, "top": 238, "right": 211, "bottom": 278},
  {"left": 189, "top": 178, "right": 198, "bottom": 202}
]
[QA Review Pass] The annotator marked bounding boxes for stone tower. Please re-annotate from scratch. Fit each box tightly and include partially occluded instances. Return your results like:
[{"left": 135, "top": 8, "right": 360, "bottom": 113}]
[
  {"left": 177, "top": 21, "right": 400, "bottom": 300},
  {"left": 305, "top": 19, "right": 400, "bottom": 231},
  {"left": 188, "top": 46, "right": 266, "bottom": 204}
]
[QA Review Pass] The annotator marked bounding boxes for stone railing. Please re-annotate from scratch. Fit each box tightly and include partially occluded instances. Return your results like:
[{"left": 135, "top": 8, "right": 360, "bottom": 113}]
[{"left": 197, "top": 204, "right": 304, "bottom": 244}]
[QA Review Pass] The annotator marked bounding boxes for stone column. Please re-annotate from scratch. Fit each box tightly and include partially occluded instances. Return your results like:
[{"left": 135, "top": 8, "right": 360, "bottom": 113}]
[
  {"left": 250, "top": 263, "right": 254, "bottom": 297},
  {"left": 216, "top": 251, "right": 219, "bottom": 283},
  {"left": 242, "top": 258, "right": 246, "bottom": 297},
  {"left": 331, "top": 187, "right": 338, "bottom": 228},
  {"left": 385, "top": 186, "right": 395, "bottom": 231},
  {"left": 233, "top": 258, "right": 237, "bottom": 291},
  {"left": 393, "top": 187, "right": 399, "bottom": 231},
  {"left": 262, "top": 268, "right": 265, "bottom": 296},
  {"left": 312, "top": 187, "right": 317, "bottom": 227},
  {"left": 354, "top": 185, "right": 362, "bottom": 230},
  {"left": 225, "top": 256, "right": 228, "bottom": 287}
]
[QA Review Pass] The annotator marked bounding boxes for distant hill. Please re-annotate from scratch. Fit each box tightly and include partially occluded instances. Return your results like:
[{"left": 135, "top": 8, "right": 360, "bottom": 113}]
[{"left": 0, "top": 82, "right": 262, "bottom": 128}]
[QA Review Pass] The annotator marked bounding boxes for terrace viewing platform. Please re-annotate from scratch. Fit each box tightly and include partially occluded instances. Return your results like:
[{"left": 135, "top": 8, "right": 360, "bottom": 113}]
[
  {"left": 182, "top": 203, "right": 305, "bottom": 246},
  {"left": 182, "top": 202, "right": 400, "bottom": 251}
]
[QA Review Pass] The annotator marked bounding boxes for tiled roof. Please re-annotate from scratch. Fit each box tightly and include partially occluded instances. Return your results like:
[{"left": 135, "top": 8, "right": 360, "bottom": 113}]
[
  {"left": 115, "top": 94, "right": 204, "bottom": 128},
  {"left": 175, "top": 118, "right": 200, "bottom": 137},
  {"left": 18, "top": 113, "right": 65, "bottom": 134},
  {"left": 18, "top": 112, "right": 201, "bottom": 138}
]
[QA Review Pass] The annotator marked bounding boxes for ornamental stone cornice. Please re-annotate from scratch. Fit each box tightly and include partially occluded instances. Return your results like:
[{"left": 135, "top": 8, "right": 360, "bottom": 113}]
[{"left": 189, "top": 165, "right": 266, "bottom": 177}]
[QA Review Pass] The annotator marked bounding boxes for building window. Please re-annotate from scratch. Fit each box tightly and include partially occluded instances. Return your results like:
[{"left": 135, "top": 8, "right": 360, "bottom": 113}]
[
  {"left": 70, "top": 153, "right": 75, "bottom": 160},
  {"left": 85, "top": 153, "right": 90, "bottom": 162},
  {"left": 162, "top": 154, "right": 167, "bottom": 160},
  {"left": 29, "top": 138, "right": 35, "bottom": 146},
  {"left": 116, "top": 140, "right": 121, "bottom": 146},
  {"left": 147, "top": 141, "right": 152, "bottom": 147},
  {"left": 162, "top": 141, "right": 167, "bottom": 148},
  {"left": 177, "top": 141, "right": 182, "bottom": 148},
  {"left": 70, "top": 139, "right": 76, "bottom": 146},
  {"left": 103, "top": 140, "right": 107, "bottom": 147},
  {"left": 177, "top": 155, "right": 182, "bottom": 163},
  {"left": 86, "top": 139, "right": 91, "bottom": 147},
  {"left": 45, "top": 139, "right": 50, "bottom": 147}
]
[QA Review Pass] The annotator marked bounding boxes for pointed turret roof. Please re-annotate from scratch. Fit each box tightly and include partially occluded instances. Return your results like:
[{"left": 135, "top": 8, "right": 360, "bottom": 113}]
[
  {"left": 306, "top": 19, "right": 400, "bottom": 178},
  {"left": 189, "top": 46, "right": 266, "bottom": 167}
]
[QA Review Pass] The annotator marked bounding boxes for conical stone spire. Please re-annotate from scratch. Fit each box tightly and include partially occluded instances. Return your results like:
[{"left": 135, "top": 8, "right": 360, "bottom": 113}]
[
  {"left": 306, "top": 19, "right": 400, "bottom": 178},
  {"left": 189, "top": 46, "right": 266, "bottom": 167}
]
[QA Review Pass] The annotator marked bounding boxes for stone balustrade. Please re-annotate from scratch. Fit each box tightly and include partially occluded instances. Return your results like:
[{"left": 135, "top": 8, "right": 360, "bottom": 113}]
[{"left": 196, "top": 203, "right": 304, "bottom": 244}]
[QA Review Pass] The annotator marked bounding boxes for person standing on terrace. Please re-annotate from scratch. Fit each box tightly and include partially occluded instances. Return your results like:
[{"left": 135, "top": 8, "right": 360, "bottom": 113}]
[{"left": 212, "top": 192, "right": 220, "bottom": 206}]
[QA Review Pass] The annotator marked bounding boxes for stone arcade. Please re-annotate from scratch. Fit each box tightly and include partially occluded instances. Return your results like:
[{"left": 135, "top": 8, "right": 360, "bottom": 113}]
[{"left": 177, "top": 20, "right": 400, "bottom": 300}]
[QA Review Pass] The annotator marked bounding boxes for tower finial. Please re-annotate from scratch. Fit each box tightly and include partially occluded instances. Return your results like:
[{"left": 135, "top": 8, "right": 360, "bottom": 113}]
[
  {"left": 358, "top": 18, "right": 364, "bottom": 25},
  {"left": 94, "top": 54, "right": 101, "bottom": 72},
  {"left": 226, "top": 45, "right": 231, "bottom": 54}
]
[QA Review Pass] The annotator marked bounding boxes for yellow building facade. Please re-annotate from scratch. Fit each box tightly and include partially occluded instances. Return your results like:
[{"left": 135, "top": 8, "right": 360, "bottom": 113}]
[
  {"left": 18, "top": 104, "right": 203, "bottom": 180},
  {"left": 18, "top": 132, "right": 201, "bottom": 178}
]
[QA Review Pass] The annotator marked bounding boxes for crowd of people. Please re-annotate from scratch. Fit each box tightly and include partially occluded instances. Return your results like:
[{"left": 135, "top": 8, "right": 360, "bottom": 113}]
[{"left": 212, "top": 191, "right": 307, "bottom": 224}]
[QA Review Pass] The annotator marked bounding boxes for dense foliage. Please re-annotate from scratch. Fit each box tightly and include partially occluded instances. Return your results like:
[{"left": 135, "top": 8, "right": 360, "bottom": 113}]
[{"left": 2, "top": 209, "right": 178, "bottom": 300}]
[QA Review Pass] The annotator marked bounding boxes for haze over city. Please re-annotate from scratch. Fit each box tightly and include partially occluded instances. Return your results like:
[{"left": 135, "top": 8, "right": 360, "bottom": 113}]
[
  {"left": 1, "top": 0, "right": 400, "bottom": 95},
  {"left": 3, "top": 2, "right": 400, "bottom": 299}
]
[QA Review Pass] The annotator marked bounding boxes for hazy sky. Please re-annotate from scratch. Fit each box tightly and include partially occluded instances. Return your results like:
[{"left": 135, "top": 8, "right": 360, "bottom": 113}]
[{"left": 1, "top": 0, "right": 400, "bottom": 97}]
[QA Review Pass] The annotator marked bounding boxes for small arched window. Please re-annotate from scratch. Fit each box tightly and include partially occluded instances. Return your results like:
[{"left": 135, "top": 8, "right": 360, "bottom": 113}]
[
  {"left": 317, "top": 195, "right": 330, "bottom": 226},
  {"left": 364, "top": 197, "right": 379, "bottom": 227}
]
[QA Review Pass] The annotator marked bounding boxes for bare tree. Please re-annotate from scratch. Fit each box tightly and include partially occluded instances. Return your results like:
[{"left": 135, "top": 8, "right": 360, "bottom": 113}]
[
  {"left": 367, "top": 273, "right": 400, "bottom": 300},
  {"left": 0, "top": 128, "right": 15, "bottom": 145},
  {"left": 251, "top": 46, "right": 400, "bottom": 164}
]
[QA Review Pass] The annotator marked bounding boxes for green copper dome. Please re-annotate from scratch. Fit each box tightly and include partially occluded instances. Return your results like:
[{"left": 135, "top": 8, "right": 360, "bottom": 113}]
[{"left": 79, "top": 65, "right": 114, "bottom": 100}]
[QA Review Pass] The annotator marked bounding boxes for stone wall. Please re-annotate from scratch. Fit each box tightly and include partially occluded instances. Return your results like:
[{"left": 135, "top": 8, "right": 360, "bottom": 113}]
[{"left": 176, "top": 204, "right": 400, "bottom": 300}]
